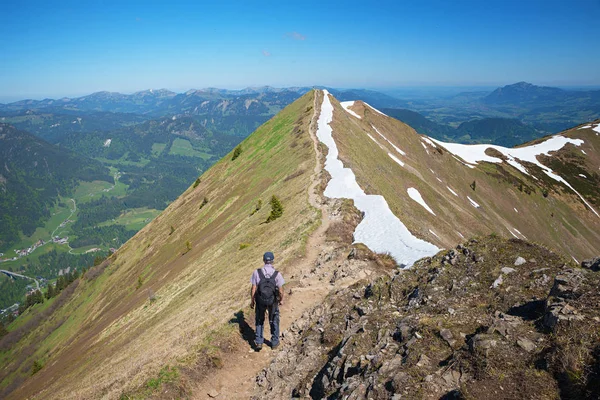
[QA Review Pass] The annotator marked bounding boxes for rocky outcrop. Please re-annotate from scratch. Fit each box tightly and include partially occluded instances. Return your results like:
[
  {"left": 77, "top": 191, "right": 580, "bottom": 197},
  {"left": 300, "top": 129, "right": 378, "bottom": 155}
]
[{"left": 253, "top": 238, "right": 600, "bottom": 399}]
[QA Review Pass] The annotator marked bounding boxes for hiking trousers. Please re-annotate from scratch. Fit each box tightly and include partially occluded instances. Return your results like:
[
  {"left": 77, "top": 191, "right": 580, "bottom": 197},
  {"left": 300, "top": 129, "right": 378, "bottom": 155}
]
[{"left": 255, "top": 302, "right": 280, "bottom": 346}]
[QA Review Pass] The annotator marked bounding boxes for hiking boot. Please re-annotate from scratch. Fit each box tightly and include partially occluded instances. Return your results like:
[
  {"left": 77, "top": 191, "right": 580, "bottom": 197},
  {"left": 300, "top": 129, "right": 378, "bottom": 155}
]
[
  {"left": 271, "top": 342, "right": 280, "bottom": 350},
  {"left": 254, "top": 342, "right": 263, "bottom": 351}
]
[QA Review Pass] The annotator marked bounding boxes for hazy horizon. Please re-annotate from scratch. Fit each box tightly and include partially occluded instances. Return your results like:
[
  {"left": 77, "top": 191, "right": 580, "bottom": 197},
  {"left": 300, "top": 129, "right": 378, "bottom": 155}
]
[{"left": 2, "top": 0, "right": 599, "bottom": 102}]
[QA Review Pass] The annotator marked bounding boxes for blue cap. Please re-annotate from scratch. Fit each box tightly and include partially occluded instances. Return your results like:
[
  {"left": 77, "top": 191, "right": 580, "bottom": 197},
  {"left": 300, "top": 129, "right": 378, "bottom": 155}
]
[{"left": 263, "top": 251, "right": 274, "bottom": 263}]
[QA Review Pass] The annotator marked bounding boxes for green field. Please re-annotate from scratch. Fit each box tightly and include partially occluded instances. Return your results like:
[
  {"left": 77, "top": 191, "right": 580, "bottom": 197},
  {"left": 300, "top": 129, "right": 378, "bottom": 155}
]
[
  {"left": 73, "top": 181, "right": 114, "bottom": 204},
  {"left": 169, "top": 138, "right": 213, "bottom": 159},
  {"left": 98, "top": 207, "right": 161, "bottom": 231},
  {"left": 96, "top": 155, "right": 151, "bottom": 167},
  {"left": 151, "top": 143, "right": 167, "bottom": 156}
]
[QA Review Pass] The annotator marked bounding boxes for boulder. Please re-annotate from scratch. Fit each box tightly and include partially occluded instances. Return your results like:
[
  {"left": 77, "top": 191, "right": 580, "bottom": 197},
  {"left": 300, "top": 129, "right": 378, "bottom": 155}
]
[
  {"left": 514, "top": 256, "right": 527, "bottom": 266},
  {"left": 501, "top": 267, "right": 516, "bottom": 274},
  {"left": 469, "top": 334, "right": 497, "bottom": 354},
  {"left": 582, "top": 257, "right": 600, "bottom": 272},
  {"left": 549, "top": 269, "right": 584, "bottom": 299},
  {"left": 440, "top": 329, "right": 455, "bottom": 347},
  {"left": 517, "top": 337, "right": 536, "bottom": 352}
]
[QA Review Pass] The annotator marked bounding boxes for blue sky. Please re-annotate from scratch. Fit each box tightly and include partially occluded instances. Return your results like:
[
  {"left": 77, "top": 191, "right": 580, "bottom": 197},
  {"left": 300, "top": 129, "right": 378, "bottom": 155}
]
[{"left": 1, "top": 0, "right": 599, "bottom": 101}]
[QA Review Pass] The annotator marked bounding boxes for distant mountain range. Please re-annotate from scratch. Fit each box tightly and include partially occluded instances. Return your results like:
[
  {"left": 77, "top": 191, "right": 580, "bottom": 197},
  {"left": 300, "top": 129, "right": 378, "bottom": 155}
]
[
  {"left": 383, "top": 108, "right": 542, "bottom": 147},
  {"left": 0, "top": 86, "right": 406, "bottom": 116}
]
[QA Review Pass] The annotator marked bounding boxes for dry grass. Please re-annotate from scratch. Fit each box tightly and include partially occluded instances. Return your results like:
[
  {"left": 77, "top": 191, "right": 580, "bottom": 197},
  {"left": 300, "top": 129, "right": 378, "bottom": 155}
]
[{"left": 329, "top": 97, "right": 600, "bottom": 261}]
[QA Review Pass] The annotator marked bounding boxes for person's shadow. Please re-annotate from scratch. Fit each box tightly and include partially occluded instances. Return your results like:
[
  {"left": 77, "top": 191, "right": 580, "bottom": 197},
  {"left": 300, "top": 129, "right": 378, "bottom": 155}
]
[{"left": 230, "top": 310, "right": 259, "bottom": 349}]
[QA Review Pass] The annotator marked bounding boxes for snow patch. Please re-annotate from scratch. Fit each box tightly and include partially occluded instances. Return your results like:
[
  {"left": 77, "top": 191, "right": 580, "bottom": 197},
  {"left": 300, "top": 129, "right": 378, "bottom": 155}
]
[
  {"left": 514, "top": 208, "right": 518, "bottom": 213},
  {"left": 436, "top": 177, "right": 442, "bottom": 183},
  {"left": 340, "top": 101, "right": 362, "bottom": 119},
  {"left": 457, "top": 231, "right": 465, "bottom": 239},
  {"left": 364, "top": 102, "right": 388, "bottom": 117},
  {"left": 594, "top": 125, "right": 600, "bottom": 135},
  {"left": 578, "top": 125, "right": 591, "bottom": 129},
  {"left": 509, "top": 230, "right": 519, "bottom": 239},
  {"left": 579, "top": 174, "right": 587, "bottom": 178},
  {"left": 467, "top": 196, "right": 480, "bottom": 208},
  {"left": 407, "top": 188, "right": 436, "bottom": 215},
  {"left": 371, "top": 125, "right": 406, "bottom": 155},
  {"left": 581, "top": 150, "right": 587, "bottom": 155},
  {"left": 513, "top": 228, "right": 527, "bottom": 239},
  {"left": 431, "top": 136, "right": 599, "bottom": 218},
  {"left": 422, "top": 137, "right": 437, "bottom": 148},
  {"left": 388, "top": 153, "right": 404, "bottom": 167},
  {"left": 316, "top": 90, "right": 439, "bottom": 266},
  {"left": 103, "top": 139, "right": 112, "bottom": 148},
  {"left": 446, "top": 186, "right": 458, "bottom": 197},
  {"left": 429, "top": 229, "right": 440, "bottom": 238}
]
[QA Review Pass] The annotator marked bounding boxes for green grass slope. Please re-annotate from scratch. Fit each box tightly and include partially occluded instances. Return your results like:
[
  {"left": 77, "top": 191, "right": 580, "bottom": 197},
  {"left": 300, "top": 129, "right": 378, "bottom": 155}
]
[{"left": 1, "top": 91, "right": 318, "bottom": 399}]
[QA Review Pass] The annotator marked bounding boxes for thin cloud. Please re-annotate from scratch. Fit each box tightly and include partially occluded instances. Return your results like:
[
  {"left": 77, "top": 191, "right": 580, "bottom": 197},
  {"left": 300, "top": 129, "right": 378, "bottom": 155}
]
[
  {"left": 262, "top": 50, "right": 271, "bottom": 57},
  {"left": 286, "top": 32, "right": 306, "bottom": 41}
]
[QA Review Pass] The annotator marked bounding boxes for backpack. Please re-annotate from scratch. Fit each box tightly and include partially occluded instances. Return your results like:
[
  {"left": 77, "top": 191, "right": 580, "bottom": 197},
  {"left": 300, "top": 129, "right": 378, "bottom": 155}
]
[{"left": 256, "top": 268, "right": 279, "bottom": 306}]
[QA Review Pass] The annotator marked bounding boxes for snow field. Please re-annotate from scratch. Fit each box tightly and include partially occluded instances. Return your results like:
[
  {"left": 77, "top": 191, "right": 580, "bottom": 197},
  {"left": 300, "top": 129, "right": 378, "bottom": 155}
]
[
  {"left": 430, "top": 135, "right": 599, "bottom": 218},
  {"left": 316, "top": 91, "right": 439, "bottom": 266}
]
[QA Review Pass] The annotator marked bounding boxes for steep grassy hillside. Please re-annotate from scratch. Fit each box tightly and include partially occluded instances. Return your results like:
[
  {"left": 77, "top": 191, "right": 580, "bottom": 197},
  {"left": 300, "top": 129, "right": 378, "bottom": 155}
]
[
  {"left": 1, "top": 91, "right": 319, "bottom": 399},
  {"left": 333, "top": 100, "right": 600, "bottom": 261}
]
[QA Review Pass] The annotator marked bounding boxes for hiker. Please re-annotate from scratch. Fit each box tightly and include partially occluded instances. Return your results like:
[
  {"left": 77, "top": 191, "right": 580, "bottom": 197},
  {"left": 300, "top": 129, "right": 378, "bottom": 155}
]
[{"left": 250, "top": 251, "right": 284, "bottom": 351}]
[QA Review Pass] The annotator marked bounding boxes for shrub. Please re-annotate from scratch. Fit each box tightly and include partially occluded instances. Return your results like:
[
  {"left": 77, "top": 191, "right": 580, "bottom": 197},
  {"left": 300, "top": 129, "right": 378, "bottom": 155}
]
[
  {"left": 470, "top": 180, "right": 477, "bottom": 191},
  {"left": 183, "top": 240, "right": 192, "bottom": 255},
  {"left": 250, "top": 199, "right": 262, "bottom": 216},
  {"left": 239, "top": 243, "right": 251, "bottom": 250},
  {"left": 199, "top": 197, "right": 208, "bottom": 210},
  {"left": 266, "top": 195, "right": 284, "bottom": 223},
  {"left": 542, "top": 188, "right": 549, "bottom": 198},
  {"left": 31, "top": 360, "right": 43, "bottom": 375},
  {"left": 193, "top": 178, "right": 201, "bottom": 188},
  {"left": 169, "top": 225, "right": 175, "bottom": 235},
  {"left": 136, "top": 276, "right": 143, "bottom": 289},
  {"left": 231, "top": 145, "right": 242, "bottom": 161}
]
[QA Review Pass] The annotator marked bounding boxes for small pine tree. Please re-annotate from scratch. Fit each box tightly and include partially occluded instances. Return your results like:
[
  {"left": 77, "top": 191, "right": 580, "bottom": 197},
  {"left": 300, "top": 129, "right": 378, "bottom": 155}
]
[
  {"left": 199, "top": 197, "right": 208, "bottom": 210},
  {"left": 231, "top": 145, "right": 242, "bottom": 161},
  {"left": 470, "top": 180, "right": 477, "bottom": 191},
  {"left": 136, "top": 276, "right": 143, "bottom": 289},
  {"left": 250, "top": 199, "right": 262, "bottom": 216},
  {"left": 46, "top": 284, "right": 55, "bottom": 299},
  {"left": 169, "top": 225, "right": 175, "bottom": 235},
  {"left": 31, "top": 360, "right": 43, "bottom": 375},
  {"left": 183, "top": 240, "right": 192, "bottom": 254},
  {"left": 193, "top": 177, "right": 201, "bottom": 188},
  {"left": 266, "top": 195, "right": 284, "bottom": 223}
]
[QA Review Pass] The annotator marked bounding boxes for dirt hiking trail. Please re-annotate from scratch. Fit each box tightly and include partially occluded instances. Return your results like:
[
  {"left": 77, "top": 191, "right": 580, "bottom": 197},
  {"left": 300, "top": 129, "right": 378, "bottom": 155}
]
[{"left": 192, "top": 90, "right": 373, "bottom": 399}]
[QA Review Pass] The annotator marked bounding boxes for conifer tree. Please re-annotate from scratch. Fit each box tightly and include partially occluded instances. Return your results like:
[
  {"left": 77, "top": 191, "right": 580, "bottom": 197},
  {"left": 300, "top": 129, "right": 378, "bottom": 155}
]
[
  {"left": 231, "top": 145, "right": 242, "bottom": 161},
  {"left": 46, "top": 284, "right": 55, "bottom": 299},
  {"left": 0, "top": 321, "right": 7, "bottom": 338},
  {"left": 266, "top": 195, "right": 284, "bottom": 223}
]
